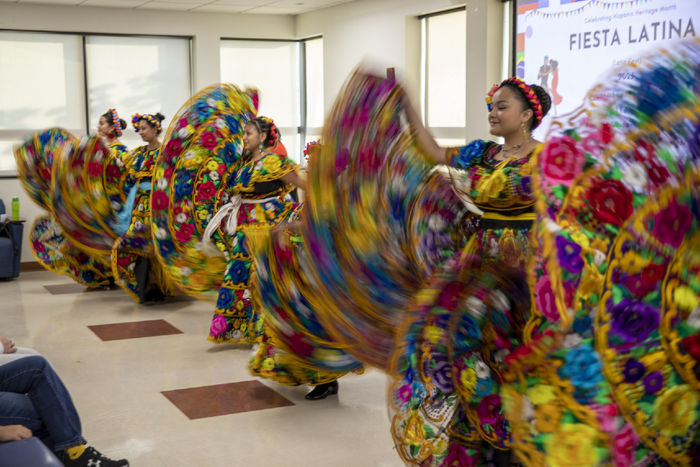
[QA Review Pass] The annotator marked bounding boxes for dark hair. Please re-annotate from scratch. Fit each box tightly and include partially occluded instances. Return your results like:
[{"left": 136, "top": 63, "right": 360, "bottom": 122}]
[
  {"left": 134, "top": 112, "right": 166, "bottom": 134},
  {"left": 101, "top": 110, "right": 126, "bottom": 130},
  {"left": 499, "top": 82, "right": 552, "bottom": 130},
  {"left": 247, "top": 116, "right": 280, "bottom": 148}
]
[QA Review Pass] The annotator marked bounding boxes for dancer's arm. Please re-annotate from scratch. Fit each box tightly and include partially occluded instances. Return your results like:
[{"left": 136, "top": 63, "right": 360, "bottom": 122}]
[
  {"left": 400, "top": 90, "right": 447, "bottom": 164},
  {"left": 281, "top": 169, "right": 307, "bottom": 192}
]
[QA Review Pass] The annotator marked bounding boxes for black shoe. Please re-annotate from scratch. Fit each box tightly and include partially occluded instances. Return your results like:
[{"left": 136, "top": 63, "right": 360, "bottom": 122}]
[
  {"left": 143, "top": 287, "right": 166, "bottom": 304},
  {"left": 57, "top": 446, "right": 129, "bottom": 467},
  {"left": 305, "top": 381, "right": 338, "bottom": 400}
]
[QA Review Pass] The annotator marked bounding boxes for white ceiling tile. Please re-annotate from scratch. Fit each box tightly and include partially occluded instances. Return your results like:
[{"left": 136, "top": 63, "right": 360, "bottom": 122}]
[
  {"left": 10, "top": 0, "right": 356, "bottom": 12},
  {"left": 269, "top": 0, "right": 340, "bottom": 5},
  {"left": 191, "top": 4, "right": 248, "bottom": 13},
  {"left": 19, "top": 0, "right": 82, "bottom": 4},
  {"left": 210, "top": 0, "right": 275, "bottom": 5},
  {"left": 80, "top": 0, "right": 146, "bottom": 7},
  {"left": 136, "top": 1, "right": 203, "bottom": 10},
  {"left": 245, "top": 5, "right": 308, "bottom": 14}
]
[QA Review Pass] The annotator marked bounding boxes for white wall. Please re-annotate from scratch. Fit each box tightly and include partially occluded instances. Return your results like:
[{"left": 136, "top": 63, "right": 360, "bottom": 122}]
[
  {"left": 296, "top": 0, "right": 453, "bottom": 111},
  {"left": 295, "top": 0, "right": 506, "bottom": 140}
]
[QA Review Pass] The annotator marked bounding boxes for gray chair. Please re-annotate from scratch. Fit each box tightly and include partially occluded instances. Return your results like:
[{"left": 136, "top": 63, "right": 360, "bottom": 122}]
[
  {"left": 0, "top": 437, "right": 63, "bottom": 466},
  {"left": 0, "top": 199, "right": 23, "bottom": 279}
]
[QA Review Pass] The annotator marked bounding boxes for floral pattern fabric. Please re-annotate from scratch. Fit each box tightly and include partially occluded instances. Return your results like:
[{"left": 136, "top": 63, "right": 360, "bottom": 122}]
[
  {"left": 246, "top": 205, "right": 362, "bottom": 385},
  {"left": 111, "top": 145, "right": 175, "bottom": 301},
  {"left": 17, "top": 130, "right": 130, "bottom": 288},
  {"left": 150, "top": 84, "right": 258, "bottom": 300},
  {"left": 391, "top": 40, "right": 700, "bottom": 467},
  {"left": 507, "top": 42, "right": 700, "bottom": 466},
  {"left": 390, "top": 140, "right": 537, "bottom": 465},
  {"left": 30, "top": 214, "right": 112, "bottom": 287},
  {"left": 208, "top": 152, "right": 297, "bottom": 344}
]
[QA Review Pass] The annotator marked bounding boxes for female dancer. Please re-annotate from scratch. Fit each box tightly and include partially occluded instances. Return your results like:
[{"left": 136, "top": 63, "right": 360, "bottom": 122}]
[
  {"left": 111, "top": 112, "right": 174, "bottom": 303},
  {"left": 96, "top": 109, "right": 128, "bottom": 160},
  {"left": 206, "top": 116, "right": 304, "bottom": 344},
  {"left": 306, "top": 43, "right": 699, "bottom": 465},
  {"left": 387, "top": 78, "right": 550, "bottom": 465}
]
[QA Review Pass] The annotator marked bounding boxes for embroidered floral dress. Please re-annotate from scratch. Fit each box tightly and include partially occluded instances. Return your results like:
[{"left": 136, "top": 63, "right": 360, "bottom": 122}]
[
  {"left": 30, "top": 214, "right": 113, "bottom": 287},
  {"left": 27, "top": 139, "right": 128, "bottom": 288},
  {"left": 390, "top": 139, "right": 540, "bottom": 466},
  {"left": 446, "top": 139, "right": 537, "bottom": 267},
  {"left": 111, "top": 145, "right": 174, "bottom": 302},
  {"left": 208, "top": 152, "right": 298, "bottom": 344}
]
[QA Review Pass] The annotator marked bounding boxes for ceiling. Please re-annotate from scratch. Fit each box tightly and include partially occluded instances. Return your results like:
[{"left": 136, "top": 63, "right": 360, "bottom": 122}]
[{"left": 0, "top": 0, "right": 357, "bottom": 15}]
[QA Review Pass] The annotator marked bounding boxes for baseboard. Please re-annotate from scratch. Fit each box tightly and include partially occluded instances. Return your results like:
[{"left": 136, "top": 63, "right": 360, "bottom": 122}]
[{"left": 20, "top": 261, "right": 45, "bottom": 272}]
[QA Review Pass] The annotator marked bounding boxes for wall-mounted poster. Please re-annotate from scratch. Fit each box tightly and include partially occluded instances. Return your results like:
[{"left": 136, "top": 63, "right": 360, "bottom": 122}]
[{"left": 515, "top": 0, "right": 698, "bottom": 137}]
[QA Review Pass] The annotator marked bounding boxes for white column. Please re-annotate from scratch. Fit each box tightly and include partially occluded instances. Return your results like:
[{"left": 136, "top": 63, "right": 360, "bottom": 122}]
[{"left": 465, "top": 0, "right": 505, "bottom": 141}]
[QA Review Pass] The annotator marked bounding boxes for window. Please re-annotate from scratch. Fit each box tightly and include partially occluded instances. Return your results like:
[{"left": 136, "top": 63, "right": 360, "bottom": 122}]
[
  {"left": 0, "top": 30, "right": 192, "bottom": 175},
  {"left": 0, "top": 31, "right": 85, "bottom": 173},
  {"left": 420, "top": 8, "right": 467, "bottom": 146},
  {"left": 220, "top": 37, "right": 323, "bottom": 164},
  {"left": 85, "top": 35, "right": 191, "bottom": 150}
]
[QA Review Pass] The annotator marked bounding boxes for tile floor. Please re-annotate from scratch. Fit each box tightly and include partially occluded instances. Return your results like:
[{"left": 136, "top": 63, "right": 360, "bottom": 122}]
[{"left": 1, "top": 270, "right": 403, "bottom": 467}]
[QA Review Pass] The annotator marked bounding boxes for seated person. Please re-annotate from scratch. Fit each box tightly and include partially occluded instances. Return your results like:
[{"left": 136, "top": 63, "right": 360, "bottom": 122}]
[
  {"left": 0, "top": 355, "right": 128, "bottom": 467},
  {"left": 0, "top": 335, "right": 38, "bottom": 364}
]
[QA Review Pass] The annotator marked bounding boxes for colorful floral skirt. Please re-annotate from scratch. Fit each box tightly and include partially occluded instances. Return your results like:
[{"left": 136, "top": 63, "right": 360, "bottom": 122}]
[
  {"left": 111, "top": 200, "right": 175, "bottom": 302},
  {"left": 209, "top": 253, "right": 254, "bottom": 344},
  {"left": 208, "top": 200, "right": 296, "bottom": 344},
  {"left": 31, "top": 214, "right": 112, "bottom": 287},
  {"left": 389, "top": 253, "right": 529, "bottom": 466}
]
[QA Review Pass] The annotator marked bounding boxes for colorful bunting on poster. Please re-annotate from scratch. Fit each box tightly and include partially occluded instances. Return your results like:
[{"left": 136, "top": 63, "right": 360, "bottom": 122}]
[{"left": 526, "top": 0, "right": 652, "bottom": 19}]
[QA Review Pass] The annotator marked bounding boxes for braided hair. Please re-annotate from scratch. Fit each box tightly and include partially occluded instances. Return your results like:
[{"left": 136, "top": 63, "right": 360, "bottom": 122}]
[
  {"left": 247, "top": 116, "right": 280, "bottom": 148},
  {"left": 101, "top": 109, "right": 127, "bottom": 137}
]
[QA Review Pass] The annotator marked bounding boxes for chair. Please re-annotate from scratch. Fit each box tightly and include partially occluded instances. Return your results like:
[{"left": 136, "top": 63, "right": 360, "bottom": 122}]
[
  {"left": 0, "top": 199, "right": 23, "bottom": 279},
  {"left": 0, "top": 437, "right": 63, "bottom": 466}
]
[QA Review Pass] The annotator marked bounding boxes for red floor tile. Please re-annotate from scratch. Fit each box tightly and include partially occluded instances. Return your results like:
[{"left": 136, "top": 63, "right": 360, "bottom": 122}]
[
  {"left": 44, "top": 283, "right": 113, "bottom": 294},
  {"left": 88, "top": 319, "right": 183, "bottom": 341},
  {"left": 162, "top": 381, "right": 294, "bottom": 419}
]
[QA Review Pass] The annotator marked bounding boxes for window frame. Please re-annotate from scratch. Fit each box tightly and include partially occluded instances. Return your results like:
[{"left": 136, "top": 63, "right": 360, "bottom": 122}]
[
  {"left": 418, "top": 6, "right": 468, "bottom": 145},
  {"left": 0, "top": 28, "right": 193, "bottom": 178},
  {"left": 220, "top": 35, "right": 323, "bottom": 163}
]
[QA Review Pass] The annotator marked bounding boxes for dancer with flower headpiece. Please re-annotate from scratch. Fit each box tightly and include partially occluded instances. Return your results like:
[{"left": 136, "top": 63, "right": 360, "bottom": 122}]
[
  {"left": 111, "top": 112, "right": 176, "bottom": 303},
  {"left": 201, "top": 116, "right": 304, "bottom": 345},
  {"left": 96, "top": 109, "right": 129, "bottom": 161},
  {"left": 389, "top": 76, "right": 550, "bottom": 466},
  {"left": 287, "top": 40, "right": 700, "bottom": 466},
  {"left": 199, "top": 116, "right": 347, "bottom": 397},
  {"left": 15, "top": 109, "right": 133, "bottom": 289}
]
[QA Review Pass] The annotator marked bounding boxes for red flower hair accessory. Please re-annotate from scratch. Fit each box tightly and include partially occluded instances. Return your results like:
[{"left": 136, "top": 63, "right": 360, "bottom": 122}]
[
  {"left": 500, "top": 77, "right": 544, "bottom": 128},
  {"left": 485, "top": 84, "right": 500, "bottom": 111},
  {"left": 257, "top": 116, "right": 279, "bottom": 147},
  {"left": 304, "top": 140, "right": 320, "bottom": 157}
]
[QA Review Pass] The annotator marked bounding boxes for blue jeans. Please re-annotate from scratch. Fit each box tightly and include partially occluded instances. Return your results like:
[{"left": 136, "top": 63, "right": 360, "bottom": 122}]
[{"left": 0, "top": 355, "right": 86, "bottom": 451}]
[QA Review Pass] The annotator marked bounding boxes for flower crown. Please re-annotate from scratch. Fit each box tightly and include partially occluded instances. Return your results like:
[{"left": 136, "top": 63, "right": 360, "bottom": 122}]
[
  {"left": 132, "top": 113, "right": 162, "bottom": 133},
  {"left": 109, "top": 108, "right": 122, "bottom": 137},
  {"left": 486, "top": 78, "right": 544, "bottom": 128},
  {"left": 303, "top": 140, "right": 320, "bottom": 157},
  {"left": 251, "top": 116, "right": 279, "bottom": 147}
]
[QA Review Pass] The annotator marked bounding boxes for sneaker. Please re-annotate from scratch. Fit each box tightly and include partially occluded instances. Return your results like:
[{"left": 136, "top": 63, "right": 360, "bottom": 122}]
[{"left": 57, "top": 446, "right": 129, "bottom": 467}]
